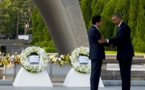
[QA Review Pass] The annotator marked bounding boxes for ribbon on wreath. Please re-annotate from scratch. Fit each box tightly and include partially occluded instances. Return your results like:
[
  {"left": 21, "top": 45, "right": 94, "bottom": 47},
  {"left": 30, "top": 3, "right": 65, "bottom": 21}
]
[{"left": 38, "top": 50, "right": 44, "bottom": 71}]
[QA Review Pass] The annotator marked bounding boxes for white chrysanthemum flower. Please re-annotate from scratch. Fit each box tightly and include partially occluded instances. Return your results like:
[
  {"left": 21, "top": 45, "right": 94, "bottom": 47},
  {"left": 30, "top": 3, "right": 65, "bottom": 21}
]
[
  {"left": 60, "top": 55, "right": 64, "bottom": 58},
  {"left": 58, "top": 58, "right": 61, "bottom": 61}
]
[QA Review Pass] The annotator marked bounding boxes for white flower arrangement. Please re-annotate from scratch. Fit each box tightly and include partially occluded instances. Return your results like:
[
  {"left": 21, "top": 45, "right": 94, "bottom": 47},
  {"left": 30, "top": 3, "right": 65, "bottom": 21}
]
[
  {"left": 70, "top": 46, "right": 91, "bottom": 73},
  {"left": 20, "top": 46, "right": 48, "bottom": 73},
  {"left": 48, "top": 54, "right": 71, "bottom": 66}
]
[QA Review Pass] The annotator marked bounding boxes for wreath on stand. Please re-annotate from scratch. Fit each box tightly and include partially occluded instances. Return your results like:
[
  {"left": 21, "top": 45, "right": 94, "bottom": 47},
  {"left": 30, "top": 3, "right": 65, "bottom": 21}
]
[
  {"left": 70, "top": 46, "right": 91, "bottom": 73},
  {"left": 20, "top": 46, "right": 48, "bottom": 73}
]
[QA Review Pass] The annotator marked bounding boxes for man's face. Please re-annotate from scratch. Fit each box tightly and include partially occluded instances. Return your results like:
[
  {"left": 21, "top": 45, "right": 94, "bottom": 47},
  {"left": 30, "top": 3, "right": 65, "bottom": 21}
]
[
  {"left": 112, "top": 16, "right": 121, "bottom": 25},
  {"left": 96, "top": 21, "right": 102, "bottom": 27}
]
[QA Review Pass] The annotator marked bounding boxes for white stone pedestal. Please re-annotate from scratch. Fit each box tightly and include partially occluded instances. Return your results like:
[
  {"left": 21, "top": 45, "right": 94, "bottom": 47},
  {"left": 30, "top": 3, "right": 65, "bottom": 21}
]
[
  {"left": 63, "top": 68, "right": 104, "bottom": 87},
  {"left": 13, "top": 68, "right": 53, "bottom": 87}
]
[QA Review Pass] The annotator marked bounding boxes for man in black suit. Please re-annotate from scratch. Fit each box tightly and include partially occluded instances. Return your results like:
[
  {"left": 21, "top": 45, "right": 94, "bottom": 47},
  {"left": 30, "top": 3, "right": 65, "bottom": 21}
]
[
  {"left": 98, "top": 13, "right": 134, "bottom": 90},
  {"left": 88, "top": 15, "right": 105, "bottom": 90}
]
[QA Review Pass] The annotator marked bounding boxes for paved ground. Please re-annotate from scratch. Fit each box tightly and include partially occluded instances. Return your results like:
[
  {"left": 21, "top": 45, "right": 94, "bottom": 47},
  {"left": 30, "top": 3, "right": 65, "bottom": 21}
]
[{"left": 0, "top": 85, "right": 145, "bottom": 90}]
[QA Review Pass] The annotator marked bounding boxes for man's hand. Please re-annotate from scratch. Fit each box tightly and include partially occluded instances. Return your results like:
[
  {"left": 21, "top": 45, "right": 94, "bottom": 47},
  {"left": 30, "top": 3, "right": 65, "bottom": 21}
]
[{"left": 98, "top": 38, "right": 107, "bottom": 43}]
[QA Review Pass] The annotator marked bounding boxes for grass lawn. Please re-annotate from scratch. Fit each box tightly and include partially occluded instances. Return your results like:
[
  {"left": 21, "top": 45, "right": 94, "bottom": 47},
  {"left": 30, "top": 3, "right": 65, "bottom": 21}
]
[{"left": 105, "top": 51, "right": 145, "bottom": 55}]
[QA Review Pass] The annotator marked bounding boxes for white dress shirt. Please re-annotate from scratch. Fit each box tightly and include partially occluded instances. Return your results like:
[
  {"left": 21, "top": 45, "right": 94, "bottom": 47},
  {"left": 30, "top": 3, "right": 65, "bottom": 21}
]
[{"left": 93, "top": 25, "right": 99, "bottom": 30}]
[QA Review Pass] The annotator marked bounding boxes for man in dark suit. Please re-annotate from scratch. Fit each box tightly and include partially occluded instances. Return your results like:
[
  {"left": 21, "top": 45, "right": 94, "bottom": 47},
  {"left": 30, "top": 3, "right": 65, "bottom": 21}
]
[
  {"left": 98, "top": 13, "right": 134, "bottom": 90},
  {"left": 88, "top": 15, "right": 105, "bottom": 90}
]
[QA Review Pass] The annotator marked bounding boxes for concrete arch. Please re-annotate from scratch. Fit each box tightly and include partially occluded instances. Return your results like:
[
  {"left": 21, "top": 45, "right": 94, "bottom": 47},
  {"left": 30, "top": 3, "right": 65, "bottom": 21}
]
[{"left": 33, "top": 0, "right": 89, "bottom": 54}]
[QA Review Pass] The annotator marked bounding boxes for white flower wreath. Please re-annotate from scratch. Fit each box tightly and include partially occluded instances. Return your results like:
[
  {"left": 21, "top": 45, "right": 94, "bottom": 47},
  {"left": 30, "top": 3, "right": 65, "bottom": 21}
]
[
  {"left": 20, "top": 46, "right": 48, "bottom": 73},
  {"left": 70, "top": 46, "right": 91, "bottom": 73}
]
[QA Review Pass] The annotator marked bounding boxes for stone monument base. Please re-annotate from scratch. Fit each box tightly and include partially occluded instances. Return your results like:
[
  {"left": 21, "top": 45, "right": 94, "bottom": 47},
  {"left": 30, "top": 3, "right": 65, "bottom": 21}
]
[
  {"left": 13, "top": 68, "right": 53, "bottom": 87},
  {"left": 63, "top": 68, "right": 104, "bottom": 87}
]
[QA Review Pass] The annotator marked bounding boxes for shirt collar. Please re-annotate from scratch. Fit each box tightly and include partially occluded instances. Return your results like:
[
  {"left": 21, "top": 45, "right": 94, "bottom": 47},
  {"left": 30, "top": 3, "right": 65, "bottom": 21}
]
[
  {"left": 118, "top": 21, "right": 123, "bottom": 27},
  {"left": 93, "top": 25, "right": 99, "bottom": 30}
]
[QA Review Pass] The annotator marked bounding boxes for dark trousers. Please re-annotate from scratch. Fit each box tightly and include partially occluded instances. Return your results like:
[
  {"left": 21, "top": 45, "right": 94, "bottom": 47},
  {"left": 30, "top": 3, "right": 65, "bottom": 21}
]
[
  {"left": 90, "top": 59, "right": 102, "bottom": 90},
  {"left": 119, "top": 57, "right": 132, "bottom": 90}
]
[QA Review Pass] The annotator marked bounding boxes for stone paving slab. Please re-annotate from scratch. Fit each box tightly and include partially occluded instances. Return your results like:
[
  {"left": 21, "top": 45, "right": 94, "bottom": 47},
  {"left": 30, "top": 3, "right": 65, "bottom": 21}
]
[
  {"left": 0, "top": 85, "right": 145, "bottom": 90},
  {"left": 107, "top": 64, "right": 145, "bottom": 71},
  {"left": 1, "top": 80, "right": 145, "bottom": 86}
]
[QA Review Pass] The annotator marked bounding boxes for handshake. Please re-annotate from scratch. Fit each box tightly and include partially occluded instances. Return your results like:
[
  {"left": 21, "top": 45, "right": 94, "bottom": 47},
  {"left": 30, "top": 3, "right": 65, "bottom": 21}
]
[
  {"left": 98, "top": 38, "right": 107, "bottom": 44},
  {"left": 98, "top": 38, "right": 113, "bottom": 47}
]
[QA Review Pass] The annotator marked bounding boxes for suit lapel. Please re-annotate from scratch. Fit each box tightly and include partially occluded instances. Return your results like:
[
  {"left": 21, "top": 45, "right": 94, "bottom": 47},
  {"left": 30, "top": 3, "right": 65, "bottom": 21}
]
[
  {"left": 116, "top": 22, "right": 125, "bottom": 35},
  {"left": 116, "top": 27, "right": 120, "bottom": 35}
]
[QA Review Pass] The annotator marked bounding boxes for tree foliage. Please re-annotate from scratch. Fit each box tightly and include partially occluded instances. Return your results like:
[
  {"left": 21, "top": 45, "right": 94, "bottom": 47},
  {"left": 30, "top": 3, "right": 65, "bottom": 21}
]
[
  {"left": 80, "top": 0, "right": 92, "bottom": 29},
  {"left": 132, "top": 0, "right": 145, "bottom": 52},
  {"left": 87, "top": 0, "right": 110, "bottom": 28},
  {"left": 0, "top": 0, "right": 33, "bottom": 38},
  {"left": 0, "top": 0, "right": 33, "bottom": 39},
  {"left": 128, "top": 0, "right": 139, "bottom": 40}
]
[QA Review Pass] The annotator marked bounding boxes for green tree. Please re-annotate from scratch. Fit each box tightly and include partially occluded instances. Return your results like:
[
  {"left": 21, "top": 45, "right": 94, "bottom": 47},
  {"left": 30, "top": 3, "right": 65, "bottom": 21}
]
[
  {"left": 132, "top": 0, "right": 145, "bottom": 52},
  {"left": 0, "top": 0, "right": 33, "bottom": 39},
  {"left": 91, "top": 0, "right": 98, "bottom": 12},
  {"left": 80, "top": 0, "right": 92, "bottom": 29},
  {"left": 114, "top": 0, "right": 130, "bottom": 23},
  {"left": 100, "top": 0, "right": 118, "bottom": 38},
  {"left": 88, "top": 0, "right": 110, "bottom": 29},
  {"left": 0, "top": 0, "right": 17, "bottom": 38},
  {"left": 91, "top": 0, "right": 110, "bottom": 16},
  {"left": 128, "top": 0, "right": 139, "bottom": 40}
]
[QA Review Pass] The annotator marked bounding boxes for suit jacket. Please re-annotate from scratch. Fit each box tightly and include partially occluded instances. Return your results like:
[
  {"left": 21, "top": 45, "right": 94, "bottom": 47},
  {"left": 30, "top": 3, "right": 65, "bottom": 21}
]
[
  {"left": 88, "top": 25, "right": 105, "bottom": 60},
  {"left": 109, "top": 22, "right": 134, "bottom": 60}
]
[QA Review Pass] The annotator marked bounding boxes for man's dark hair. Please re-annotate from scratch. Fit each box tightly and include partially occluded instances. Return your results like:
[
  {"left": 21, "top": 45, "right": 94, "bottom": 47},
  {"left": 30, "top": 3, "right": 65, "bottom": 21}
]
[
  {"left": 92, "top": 15, "right": 101, "bottom": 25},
  {"left": 112, "top": 13, "right": 122, "bottom": 19}
]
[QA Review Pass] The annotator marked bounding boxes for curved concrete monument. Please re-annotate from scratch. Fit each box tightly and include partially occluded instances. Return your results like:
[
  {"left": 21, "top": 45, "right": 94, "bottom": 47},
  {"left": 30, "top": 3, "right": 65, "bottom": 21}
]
[{"left": 33, "top": 0, "right": 89, "bottom": 54}]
